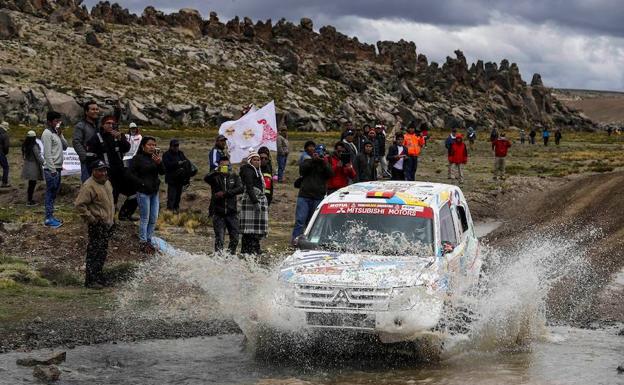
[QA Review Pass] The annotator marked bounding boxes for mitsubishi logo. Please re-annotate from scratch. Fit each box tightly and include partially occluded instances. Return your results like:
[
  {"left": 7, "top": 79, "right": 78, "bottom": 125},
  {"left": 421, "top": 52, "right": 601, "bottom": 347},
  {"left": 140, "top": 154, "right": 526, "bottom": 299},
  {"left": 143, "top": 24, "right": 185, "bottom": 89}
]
[{"left": 332, "top": 289, "right": 350, "bottom": 305}]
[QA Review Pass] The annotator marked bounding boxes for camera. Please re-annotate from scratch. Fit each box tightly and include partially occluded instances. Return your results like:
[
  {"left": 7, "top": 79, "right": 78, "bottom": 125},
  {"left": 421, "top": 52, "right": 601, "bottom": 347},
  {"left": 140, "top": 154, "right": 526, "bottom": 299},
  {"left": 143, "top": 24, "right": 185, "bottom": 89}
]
[{"left": 340, "top": 152, "right": 351, "bottom": 164}]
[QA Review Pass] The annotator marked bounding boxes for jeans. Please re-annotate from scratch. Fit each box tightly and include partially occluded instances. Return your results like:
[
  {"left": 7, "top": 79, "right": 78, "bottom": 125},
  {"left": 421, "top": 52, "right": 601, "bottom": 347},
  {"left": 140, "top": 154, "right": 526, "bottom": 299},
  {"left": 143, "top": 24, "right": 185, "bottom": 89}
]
[
  {"left": 391, "top": 167, "right": 405, "bottom": 181},
  {"left": 80, "top": 163, "right": 90, "bottom": 183},
  {"left": 277, "top": 154, "right": 288, "bottom": 181},
  {"left": 292, "top": 197, "right": 322, "bottom": 241},
  {"left": 213, "top": 214, "right": 239, "bottom": 253},
  {"left": 0, "top": 152, "right": 8, "bottom": 185},
  {"left": 166, "top": 183, "right": 184, "bottom": 211},
  {"left": 137, "top": 192, "right": 159, "bottom": 243},
  {"left": 404, "top": 156, "right": 418, "bottom": 181},
  {"left": 44, "top": 169, "right": 61, "bottom": 220},
  {"left": 85, "top": 222, "right": 112, "bottom": 286}
]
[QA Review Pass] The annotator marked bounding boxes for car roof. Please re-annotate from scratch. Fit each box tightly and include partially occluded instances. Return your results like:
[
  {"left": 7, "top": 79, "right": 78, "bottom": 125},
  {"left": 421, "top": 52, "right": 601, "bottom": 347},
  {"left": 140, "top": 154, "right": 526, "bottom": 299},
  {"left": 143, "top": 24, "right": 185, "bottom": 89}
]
[{"left": 323, "top": 181, "right": 463, "bottom": 208}]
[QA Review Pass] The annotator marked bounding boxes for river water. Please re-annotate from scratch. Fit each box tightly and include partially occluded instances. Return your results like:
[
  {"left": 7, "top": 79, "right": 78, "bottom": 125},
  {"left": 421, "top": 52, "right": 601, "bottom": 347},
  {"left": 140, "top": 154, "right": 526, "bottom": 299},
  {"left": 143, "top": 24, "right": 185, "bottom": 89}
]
[{"left": 0, "top": 223, "right": 622, "bottom": 384}]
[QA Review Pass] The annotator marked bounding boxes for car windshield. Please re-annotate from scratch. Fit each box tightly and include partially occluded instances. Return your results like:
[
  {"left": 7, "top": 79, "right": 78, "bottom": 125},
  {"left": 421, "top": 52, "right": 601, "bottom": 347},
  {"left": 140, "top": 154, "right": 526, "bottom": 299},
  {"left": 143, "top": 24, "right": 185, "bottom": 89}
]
[{"left": 307, "top": 212, "right": 434, "bottom": 257}]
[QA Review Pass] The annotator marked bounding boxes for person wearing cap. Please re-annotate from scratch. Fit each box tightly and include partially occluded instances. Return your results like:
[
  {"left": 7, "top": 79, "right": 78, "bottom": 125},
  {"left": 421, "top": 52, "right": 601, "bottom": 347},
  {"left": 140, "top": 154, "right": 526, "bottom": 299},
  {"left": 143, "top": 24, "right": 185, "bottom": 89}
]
[
  {"left": 74, "top": 160, "right": 115, "bottom": 289},
  {"left": 123, "top": 122, "right": 142, "bottom": 168},
  {"left": 73, "top": 100, "right": 100, "bottom": 183},
  {"left": 386, "top": 132, "right": 407, "bottom": 181},
  {"left": 298, "top": 140, "right": 316, "bottom": 166},
  {"left": 204, "top": 155, "right": 244, "bottom": 254},
  {"left": 354, "top": 140, "right": 377, "bottom": 182},
  {"left": 239, "top": 151, "right": 269, "bottom": 255},
  {"left": 41, "top": 111, "right": 68, "bottom": 228},
  {"left": 85, "top": 115, "right": 133, "bottom": 214},
  {"left": 402, "top": 122, "right": 425, "bottom": 181},
  {"left": 276, "top": 127, "right": 289, "bottom": 183},
  {"left": 448, "top": 133, "right": 468, "bottom": 183},
  {"left": 131, "top": 136, "right": 165, "bottom": 254},
  {"left": 21, "top": 130, "right": 44, "bottom": 205},
  {"left": 162, "top": 138, "right": 191, "bottom": 212},
  {"left": 291, "top": 147, "right": 333, "bottom": 244},
  {"left": 0, "top": 121, "right": 10, "bottom": 188},
  {"left": 209, "top": 135, "right": 228, "bottom": 171}
]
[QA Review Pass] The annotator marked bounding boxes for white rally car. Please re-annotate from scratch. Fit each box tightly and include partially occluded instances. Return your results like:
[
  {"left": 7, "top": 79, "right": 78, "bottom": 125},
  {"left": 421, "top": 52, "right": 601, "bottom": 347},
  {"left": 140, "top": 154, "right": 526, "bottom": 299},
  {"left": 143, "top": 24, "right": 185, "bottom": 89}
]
[{"left": 264, "top": 181, "right": 481, "bottom": 345}]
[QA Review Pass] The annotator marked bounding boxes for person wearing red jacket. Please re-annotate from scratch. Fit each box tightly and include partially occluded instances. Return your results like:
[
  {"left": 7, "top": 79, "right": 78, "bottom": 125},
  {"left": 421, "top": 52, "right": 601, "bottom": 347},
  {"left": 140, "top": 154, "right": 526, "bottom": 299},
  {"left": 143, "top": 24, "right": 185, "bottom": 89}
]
[
  {"left": 326, "top": 142, "right": 356, "bottom": 195},
  {"left": 448, "top": 133, "right": 468, "bottom": 183},
  {"left": 492, "top": 132, "right": 512, "bottom": 180}
]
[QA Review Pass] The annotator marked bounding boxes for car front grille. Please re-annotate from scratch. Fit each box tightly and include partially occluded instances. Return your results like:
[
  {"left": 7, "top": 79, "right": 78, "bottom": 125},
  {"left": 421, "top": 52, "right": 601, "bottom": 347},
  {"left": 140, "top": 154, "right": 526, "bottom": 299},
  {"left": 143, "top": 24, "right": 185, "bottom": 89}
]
[{"left": 295, "top": 284, "right": 391, "bottom": 311}]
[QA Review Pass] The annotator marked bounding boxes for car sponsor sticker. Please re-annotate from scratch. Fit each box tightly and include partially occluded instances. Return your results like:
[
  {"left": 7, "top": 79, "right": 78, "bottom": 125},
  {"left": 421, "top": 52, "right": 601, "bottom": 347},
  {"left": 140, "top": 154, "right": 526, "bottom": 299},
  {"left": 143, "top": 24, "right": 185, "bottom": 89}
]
[{"left": 320, "top": 203, "right": 433, "bottom": 218}]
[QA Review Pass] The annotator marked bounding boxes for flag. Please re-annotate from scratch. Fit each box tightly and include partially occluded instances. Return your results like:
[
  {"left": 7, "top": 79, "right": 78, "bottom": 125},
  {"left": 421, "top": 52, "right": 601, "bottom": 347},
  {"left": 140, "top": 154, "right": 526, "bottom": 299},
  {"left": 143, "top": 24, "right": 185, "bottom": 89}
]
[{"left": 218, "top": 101, "right": 278, "bottom": 163}]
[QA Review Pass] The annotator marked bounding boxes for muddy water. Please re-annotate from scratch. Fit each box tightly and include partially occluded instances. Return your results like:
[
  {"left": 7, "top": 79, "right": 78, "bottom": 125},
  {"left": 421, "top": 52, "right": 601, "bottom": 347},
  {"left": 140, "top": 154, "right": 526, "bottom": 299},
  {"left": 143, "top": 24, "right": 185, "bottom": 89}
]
[{"left": 0, "top": 326, "right": 622, "bottom": 385}]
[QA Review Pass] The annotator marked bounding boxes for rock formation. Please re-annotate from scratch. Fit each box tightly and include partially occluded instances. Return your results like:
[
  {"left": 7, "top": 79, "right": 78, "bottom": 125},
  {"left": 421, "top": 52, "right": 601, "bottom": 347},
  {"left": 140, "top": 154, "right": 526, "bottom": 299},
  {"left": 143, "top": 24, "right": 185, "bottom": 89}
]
[{"left": 0, "top": 1, "right": 596, "bottom": 131}]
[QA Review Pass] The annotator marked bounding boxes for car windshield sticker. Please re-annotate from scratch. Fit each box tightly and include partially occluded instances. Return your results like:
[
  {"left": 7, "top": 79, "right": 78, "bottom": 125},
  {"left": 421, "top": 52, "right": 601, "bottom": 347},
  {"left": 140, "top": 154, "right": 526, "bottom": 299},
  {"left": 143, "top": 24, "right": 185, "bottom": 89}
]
[{"left": 320, "top": 203, "right": 433, "bottom": 218}]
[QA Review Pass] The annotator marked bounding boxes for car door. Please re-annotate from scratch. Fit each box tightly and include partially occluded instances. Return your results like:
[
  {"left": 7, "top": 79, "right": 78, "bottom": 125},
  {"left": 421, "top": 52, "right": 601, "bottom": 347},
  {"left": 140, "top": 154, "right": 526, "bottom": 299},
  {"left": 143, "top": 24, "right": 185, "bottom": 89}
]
[{"left": 438, "top": 203, "right": 462, "bottom": 292}]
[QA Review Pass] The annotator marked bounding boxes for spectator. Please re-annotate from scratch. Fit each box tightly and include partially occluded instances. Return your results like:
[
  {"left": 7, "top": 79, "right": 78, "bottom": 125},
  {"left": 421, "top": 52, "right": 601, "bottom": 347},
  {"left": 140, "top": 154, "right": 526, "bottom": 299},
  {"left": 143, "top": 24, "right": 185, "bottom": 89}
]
[
  {"left": 85, "top": 115, "right": 131, "bottom": 210},
  {"left": 0, "top": 121, "right": 9, "bottom": 188},
  {"left": 445, "top": 127, "right": 458, "bottom": 180},
  {"left": 403, "top": 122, "right": 425, "bottom": 181},
  {"left": 73, "top": 100, "right": 100, "bottom": 182},
  {"left": 374, "top": 124, "right": 390, "bottom": 178},
  {"left": 299, "top": 140, "right": 316, "bottom": 166},
  {"left": 239, "top": 152, "right": 269, "bottom": 255},
  {"left": 162, "top": 139, "right": 190, "bottom": 213},
  {"left": 341, "top": 131, "right": 358, "bottom": 164},
  {"left": 467, "top": 126, "right": 477, "bottom": 148},
  {"left": 607, "top": 126, "right": 613, "bottom": 136},
  {"left": 123, "top": 122, "right": 142, "bottom": 168},
  {"left": 353, "top": 125, "right": 367, "bottom": 153},
  {"left": 327, "top": 142, "right": 356, "bottom": 195},
  {"left": 555, "top": 129, "right": 562, "bottom": 145},
  {"left": 340, "top": 120, "right": 354, "bottom": 140},
  {"left": 519, "top": 128, "right": 526, "bottom": 144},
  {"left": 354, "top": 141, "right": 377, "bottom": 182},
  {"left": 204, "top": 156, "right": 244, "bottom": 254},
  {"left": 74, "top": 160, "right": 115, "bottom": 289},
  {"left": 41, "top": 111, "right": 68, "bottom": 228},
  {"left": 258, "top": 146, "right": 274, "bottom": 205},
  {"left": 386, "top": 133, "right": 407, "bottom": 181},
  {"left": 448, "top": 133, "right": 468, "bottom": 184},
  {"left": 529, "top": 127, "right": 537, "bottom": 144},
  {"left": 276, "top": 127, "right": 289, "bottom": 182},
  {"left": 490, "top": 126, "right": 499, "bottom": 143},
  {"left": 21, "top": 130, "right": 44, "bottom": 205},
  {"left": 291, "top": 149, "right": 333, "bottom": 243},
  {"left": 543, "top": 127, "right": 550, "bottom": 146},
  {"left": 492, "top": 132, "right": 512, "bottom": 180},
  {"left": 208, "top": 135, "right": 228, "bottom": 171},
  {"left": 420, "top": 123, "right": 430, "bottom": 145},
  {"left": 131, "top": 136, "right": 164, "bottom": 254}
]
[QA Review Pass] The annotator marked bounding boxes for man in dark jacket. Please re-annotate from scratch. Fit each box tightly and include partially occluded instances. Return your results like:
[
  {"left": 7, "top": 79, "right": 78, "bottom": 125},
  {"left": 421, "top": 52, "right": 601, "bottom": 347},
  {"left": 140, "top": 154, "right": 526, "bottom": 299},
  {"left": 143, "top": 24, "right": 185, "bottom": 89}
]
[
  {"left": 354, "top": 141, "right": 377, "bottom": 182},
  {"left": 162, "top": 139, "right": 190, "bottom": 213},
  {"left": 85, "top": 115, "right": 131, "bottom": 208},
  {"left": 208, "top": 135, "right": 228, "bottom": 171},
  {"left": 204, "top": 156, "right": 244, "bottom": 253},
  {"left": 291, "top": 152, "right": 333, "bottom": 243},
  {"left": 73, "top": 100, "right": 100, "bottom": 182},
  {"left": 374, "top": 124, "right": 389, "bottom": 178},
  {"left": 386, "top": 133, "right": 407, "bottom": 181},
  {"left": 0, "top": 121, "right": 10, "bottom": 187}
]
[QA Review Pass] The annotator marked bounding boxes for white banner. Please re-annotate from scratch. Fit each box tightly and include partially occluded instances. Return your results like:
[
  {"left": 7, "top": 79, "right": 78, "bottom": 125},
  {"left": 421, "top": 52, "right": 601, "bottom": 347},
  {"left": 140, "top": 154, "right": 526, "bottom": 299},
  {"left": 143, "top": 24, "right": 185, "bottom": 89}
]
[
  {"left": 218, "top": 101, "right": 278, "bottom": 163},
  {"left": 37, "top": 139, "right": 82, "bottom": 176}
]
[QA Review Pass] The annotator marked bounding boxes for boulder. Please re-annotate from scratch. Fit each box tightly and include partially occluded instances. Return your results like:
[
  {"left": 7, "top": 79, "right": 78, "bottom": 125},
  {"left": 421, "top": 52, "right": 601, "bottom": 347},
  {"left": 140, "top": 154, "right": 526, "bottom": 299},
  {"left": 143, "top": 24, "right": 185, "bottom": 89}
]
[
  {"left": 317, "top": 62, "right": 343, "bottom": 81},
  {"left": 0, "top": 11, "right": 20, "bottom": 39},
  {"left": 279, "top": 49, "right": 299, "bottom": 74},
  {"left": 300, "top": 17, "right": 313, "bottom": 31},
  {"left": 126, "top": 99, "right": 149, "bottom": 123},
  {"left": 85, "top": 31, "right": 103, "bottom": 47},
  {"left": 48, "top": 6, "right": 78, "bottom": 24},
  {"left": 44, "top": 89, "right": 82, "bottom": 121},
  {"left": 125, "top": 57, "right": 150, "bottom": 70},
  {"left": 33, "top": 365, "right": 61, "bottom": 382}
]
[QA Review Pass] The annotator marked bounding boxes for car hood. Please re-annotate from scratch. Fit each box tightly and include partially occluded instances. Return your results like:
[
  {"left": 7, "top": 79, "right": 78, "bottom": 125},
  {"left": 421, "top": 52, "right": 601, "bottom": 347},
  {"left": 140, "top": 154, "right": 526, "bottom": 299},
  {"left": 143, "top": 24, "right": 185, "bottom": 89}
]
[{"left": 277, "top": 250, "right": 434, "bottom": 288}]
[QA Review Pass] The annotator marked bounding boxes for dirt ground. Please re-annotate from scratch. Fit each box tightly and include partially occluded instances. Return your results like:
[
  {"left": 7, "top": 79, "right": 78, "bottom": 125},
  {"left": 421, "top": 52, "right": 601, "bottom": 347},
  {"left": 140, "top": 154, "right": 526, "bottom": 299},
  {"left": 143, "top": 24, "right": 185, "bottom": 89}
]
[{"left": 0, "top": 128, "right": 623, "bottom": 351}]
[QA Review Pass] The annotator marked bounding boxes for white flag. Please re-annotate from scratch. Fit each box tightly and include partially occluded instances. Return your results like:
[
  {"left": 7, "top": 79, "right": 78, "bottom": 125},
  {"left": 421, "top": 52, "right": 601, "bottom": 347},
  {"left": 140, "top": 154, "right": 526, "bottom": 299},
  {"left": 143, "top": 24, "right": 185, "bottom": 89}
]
[{"left": 218, "top": 101, "right": 278, "bottom": 164}]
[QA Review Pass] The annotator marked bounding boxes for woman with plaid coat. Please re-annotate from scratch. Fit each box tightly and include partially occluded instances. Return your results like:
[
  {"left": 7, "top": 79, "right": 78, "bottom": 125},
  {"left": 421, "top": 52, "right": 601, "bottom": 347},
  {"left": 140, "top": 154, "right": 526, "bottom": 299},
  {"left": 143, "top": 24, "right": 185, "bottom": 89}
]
[{"left": 239, "top": 152, "right": 268, "bottom": 255}]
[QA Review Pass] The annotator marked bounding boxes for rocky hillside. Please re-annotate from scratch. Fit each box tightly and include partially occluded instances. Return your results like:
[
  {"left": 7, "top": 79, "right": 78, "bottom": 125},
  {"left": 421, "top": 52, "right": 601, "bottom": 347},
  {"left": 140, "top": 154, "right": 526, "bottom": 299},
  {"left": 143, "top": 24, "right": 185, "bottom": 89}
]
[{"left": 0, "top": 0, "right": 596, "bottom": 131}]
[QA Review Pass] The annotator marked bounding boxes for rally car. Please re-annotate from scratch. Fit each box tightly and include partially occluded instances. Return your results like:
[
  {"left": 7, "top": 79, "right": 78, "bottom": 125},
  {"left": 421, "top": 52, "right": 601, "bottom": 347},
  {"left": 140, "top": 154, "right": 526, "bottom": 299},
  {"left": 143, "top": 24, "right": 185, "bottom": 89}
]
[{"left": 260, "top": 181, "right": 481, "bottom": 346}]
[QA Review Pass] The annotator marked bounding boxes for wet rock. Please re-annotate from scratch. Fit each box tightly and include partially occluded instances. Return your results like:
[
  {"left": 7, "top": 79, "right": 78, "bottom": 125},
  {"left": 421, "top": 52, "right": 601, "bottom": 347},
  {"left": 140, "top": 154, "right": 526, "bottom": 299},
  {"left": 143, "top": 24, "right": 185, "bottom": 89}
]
[
  {"left": 0, "top": 10, "right": 21, "bottom": 39},
  {"left": 17, "top": 351, "right": 66, "bottom": 367},
  {"left": 33, "top": 365, "right": 61, "bottom": 382},
  {"left": 85, "top": 31, "right": 103, "bottom": 47}
]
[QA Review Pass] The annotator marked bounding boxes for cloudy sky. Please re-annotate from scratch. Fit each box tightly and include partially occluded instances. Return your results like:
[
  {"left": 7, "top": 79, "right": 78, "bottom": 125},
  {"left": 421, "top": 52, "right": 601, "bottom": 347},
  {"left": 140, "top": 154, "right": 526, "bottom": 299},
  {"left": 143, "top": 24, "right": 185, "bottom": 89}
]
[{"left": 83, "top": 0, "right": 624, "bottom": 91}]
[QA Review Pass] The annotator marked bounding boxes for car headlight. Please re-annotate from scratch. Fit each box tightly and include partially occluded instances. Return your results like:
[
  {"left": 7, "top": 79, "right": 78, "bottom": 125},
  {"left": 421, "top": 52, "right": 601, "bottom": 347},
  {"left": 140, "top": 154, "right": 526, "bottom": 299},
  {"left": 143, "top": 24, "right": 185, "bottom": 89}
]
[{"left": 273, "top": 281, "right": 295, "bottom": 306}]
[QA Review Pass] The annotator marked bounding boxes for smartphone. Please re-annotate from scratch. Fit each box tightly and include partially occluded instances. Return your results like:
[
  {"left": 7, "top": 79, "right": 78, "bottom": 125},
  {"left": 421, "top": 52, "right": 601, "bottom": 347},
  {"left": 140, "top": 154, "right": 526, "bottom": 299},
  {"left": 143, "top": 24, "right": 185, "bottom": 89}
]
[{"left": 154, "top": 147, "right": 161, "bottom": 155}]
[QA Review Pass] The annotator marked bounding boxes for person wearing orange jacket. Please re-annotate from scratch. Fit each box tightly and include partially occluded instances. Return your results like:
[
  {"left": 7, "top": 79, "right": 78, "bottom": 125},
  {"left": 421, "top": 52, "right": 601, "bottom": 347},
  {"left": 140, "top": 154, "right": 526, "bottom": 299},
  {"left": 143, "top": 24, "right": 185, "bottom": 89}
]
[
  {"left": 402, "top": 122, "right": 425, "bottom": 181},
  {"left": 448, "top": 133, "right": 468, "bottom": 183}
]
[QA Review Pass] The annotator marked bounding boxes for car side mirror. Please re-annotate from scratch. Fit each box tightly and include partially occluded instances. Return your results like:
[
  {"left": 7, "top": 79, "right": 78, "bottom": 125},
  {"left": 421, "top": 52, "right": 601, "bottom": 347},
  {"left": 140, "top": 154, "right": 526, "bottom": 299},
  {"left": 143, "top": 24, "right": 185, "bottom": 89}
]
[
  {"left": 295, "top": 235, "right": 316, "bottom": 250},
  {"left": 442, "top": 242, "right": 455, "bottom": 255}
]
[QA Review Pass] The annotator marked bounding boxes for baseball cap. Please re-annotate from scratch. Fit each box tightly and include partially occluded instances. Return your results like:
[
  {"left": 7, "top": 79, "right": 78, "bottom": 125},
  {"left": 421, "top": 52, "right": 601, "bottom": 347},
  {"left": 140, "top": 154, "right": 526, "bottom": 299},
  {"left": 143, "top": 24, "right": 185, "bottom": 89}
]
[
  {"left": 129, "top": 122, "right": 137, "bottom": 129},
  {"left": 90, "top": 159, "right": 109, "bottom": 170},
  {"left": 216, "top": 134, "right": 227, "bottom": 141}
]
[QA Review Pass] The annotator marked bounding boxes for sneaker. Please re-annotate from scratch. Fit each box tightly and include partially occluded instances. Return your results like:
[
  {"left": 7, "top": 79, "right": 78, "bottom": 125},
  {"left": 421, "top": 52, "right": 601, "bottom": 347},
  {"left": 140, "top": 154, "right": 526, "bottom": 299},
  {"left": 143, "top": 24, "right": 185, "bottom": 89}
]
[
  {"left": 53, "top": 217, "right": 64, "bottom": 224},
  {"left": 44, "top": 218, "right": 62, "bottom": 229},
  {"left": 27, "top": 200, "right": 36, "bottom": 206}
]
